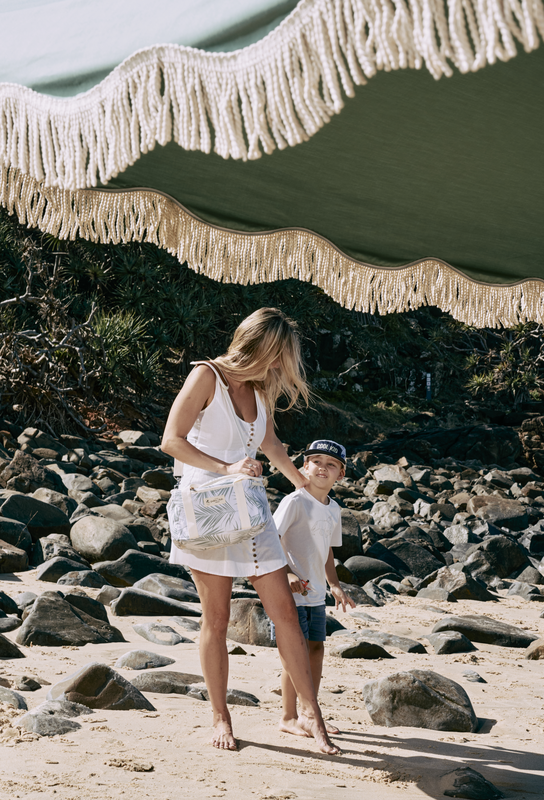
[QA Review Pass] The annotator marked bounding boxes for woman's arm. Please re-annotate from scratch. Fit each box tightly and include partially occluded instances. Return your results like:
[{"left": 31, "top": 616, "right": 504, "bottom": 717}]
[
  {"left": 260, "top": 417, "right": 309, "bottom": 490},
  {"left": 161, "top": 366, "right": 262, "bottom": 477}
]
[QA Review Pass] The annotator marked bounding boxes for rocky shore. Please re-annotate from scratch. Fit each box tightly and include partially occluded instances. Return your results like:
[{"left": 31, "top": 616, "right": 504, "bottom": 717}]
[{"left": 1, "top": 420, "right": 544, "bottom": 800}]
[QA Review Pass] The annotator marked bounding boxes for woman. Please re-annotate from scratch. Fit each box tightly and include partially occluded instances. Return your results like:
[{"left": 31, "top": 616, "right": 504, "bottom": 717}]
[{"left": 161, "top": 308, "right": 340, "bottom": 755}]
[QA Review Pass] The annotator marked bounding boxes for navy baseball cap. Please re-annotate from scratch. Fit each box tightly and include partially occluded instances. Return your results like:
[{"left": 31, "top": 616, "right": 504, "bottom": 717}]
[{"left": 303, "top": 439, "right": 346, "bottom": 465}]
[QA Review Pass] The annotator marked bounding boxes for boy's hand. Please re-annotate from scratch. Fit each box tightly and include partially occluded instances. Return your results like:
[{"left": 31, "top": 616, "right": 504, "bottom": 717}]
[
  {"left": 330, "top": 585, "right": 356, "bottom": 612},
  {"left": 287, "top": 572, "right": 304, "bottom": 594}
]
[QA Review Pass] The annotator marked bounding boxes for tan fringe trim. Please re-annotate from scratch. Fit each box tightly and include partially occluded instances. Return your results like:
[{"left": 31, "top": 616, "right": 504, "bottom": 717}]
[
  {"left": 0, "top": 0, "right": 543, "bottom": 189},
  {"left": 1, "top": 163, "right": 543, "bottom": 329}
]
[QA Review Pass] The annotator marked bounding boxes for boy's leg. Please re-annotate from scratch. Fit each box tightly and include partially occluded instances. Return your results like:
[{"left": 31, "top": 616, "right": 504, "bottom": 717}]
[{"left": 279, "top": 607, "right": 311, "bottom": 737}]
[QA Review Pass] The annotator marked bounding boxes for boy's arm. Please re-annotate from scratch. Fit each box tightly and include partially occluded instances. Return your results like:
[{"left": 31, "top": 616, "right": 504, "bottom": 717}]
[{"left": 325, "top": 548, "right": 356, "bottom": 612}]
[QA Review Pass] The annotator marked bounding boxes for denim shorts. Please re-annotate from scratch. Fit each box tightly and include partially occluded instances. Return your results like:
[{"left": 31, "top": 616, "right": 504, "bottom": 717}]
[{"left": 296, "top": 604, "right": 327, "bottom": 642}]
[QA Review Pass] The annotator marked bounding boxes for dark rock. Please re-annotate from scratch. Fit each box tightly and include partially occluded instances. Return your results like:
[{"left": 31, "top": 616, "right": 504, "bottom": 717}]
[
  {"left": 15, "top": 593, "right": 125, "bottom": 646},
  {"left": 362, "top": 579, "right": 397, "bottom": 606},
  {"left": 382, "top": 540, "right": 444, "bottom": 579},
  {"left": 439, "top": 767, "right": 503, "bottom": 799},
  {"left": 463, "top": 670, "right": 486, "bottom": 683},
  {"left": 427, "top": 632, "right": 476, "bottom": 654},
  {"left": 350, "top": 610, "right": 379, "bottom": 623},
  {"left": 466, "top": 536, "right": 529, "bottom": 580},
  {"left": 141, "top": 469, "right": 176, "bottom": 490},
  {"left": 417, "top": 586, "right": 457, "bottom": 603},
  {"left": 18, "top": 427, "right": 69, "bottom": 455},
  {"left": 0, "top": 538, "right": 29, "bottom": 572},
  {"left": 115, "top": 650, "right": 176, "bottom": 670},
  {"left": 330, "top": 640, "right": 393, "bottom": 659},
  {"left": 20, "top": 700, "right": 92, "bottom": 736},
  {"left": 508, "top": 564, "right": 543, "bottom": 585},
  {"left": 48, "top": 663, "right": 155, "bottom": 710},
  {"left": 121, "top": 446, "right": 172, "bottom": 466},
  {"left": 507, "top": 581, "right": 544, "bottom": 601},
  {"left": 432, "top": 615, "right": 538, "bottom": 648},
  {"left": 33, "top": 488, "right": 78, "bottom": 518},
  {"left": 132, "top": 573, "right": 198, "bottom": 603},
  {"left": 332, "top": 509, "right": 362, "bottom": 561},
  {"left": 168, "top": 616, "right": 201, "bottom": 633},
  {"left": 338, "top": 581, "right": 378, "bottom": 606},
  {"left": 64, "top": 593, "right": 109, "bottom": 622},
  {"left": 0, "top": 615, "right": 22, "bottom": 633},
  {"left": 0, "top": 519, "right": 32, "bottom": 551},
  {"left": 130, "top": 670, "right": 204, "bottom": 693},
  {"left": 70, "top": 516, "right": 138, "bottom": 563},
  {"left": 343, "top": 556, "right": 394, "bottom": 586},
  {"left": 0, "top": 631, "right": 25, "bottom": 658},
  {"left": 363, "top": 669, "right": 478, "bottom": 732},
  {"left": 133, "top": 622, "right": 192, "bottom": 645},
  {"left": 0, "top": 494, "right": 70, "bottom": 539},
  {"left": 466, "top": 496, "right": 528, "bottom": 532},
  {"left": 325, "top": 615, "right": 346, "bottom": 636},
  {"left": 110, "top": 588, "right": 201, "bottom": 617},
  {"left": 0, "top": 686, "right": 28, "bottom": 708},
  {"left": 0, "top": 450, "right": 65, "bottom": 494},
  {"left": 227, "top": 599, "right": 275, "bottom": 648},
  {"left": 0, "top": 591, "right": 19, "bottom": 614},
  {"left": 31, "top": 534, "right": 90, "bottom": 568},
  {"left": 94, "top": 549, "right": 191, "bottom": 587},
  {"left": 421, "top": 567, "right": 496, "bottom": 602},
  {"left": 36, "top": 556, "right": 90, "bottom": 583},
  {"left": 57, "top": 570, "right": 109, "bottom": 588},
  {"left": 13, "top": 591, "right": 36, "bottom": 612},
  {"left": 359, "top": 631, "right": 426, "bottom": 654}
]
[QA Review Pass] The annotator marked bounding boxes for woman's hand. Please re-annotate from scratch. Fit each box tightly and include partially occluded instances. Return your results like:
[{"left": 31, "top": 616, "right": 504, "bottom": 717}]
[{"left": 226, "top": 456, "right": 263, "bottom": 477}]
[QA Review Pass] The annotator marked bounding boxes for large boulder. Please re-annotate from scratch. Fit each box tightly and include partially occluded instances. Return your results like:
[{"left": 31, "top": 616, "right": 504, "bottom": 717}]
[
  {"left": 419, "top": 567, "right": 496, "bottom": 602},
  {"left": 47, "top": 663, "right": 155, "bottom": 710},
  {"left": 439, "top": 767, "right": 504, "bottom": 799},
  {"left": 427, "top": 632, "right": 477, "bottom": 655},
  {"left": 133, "top": 622, "right": 192, "bottom": 645},
  {"left": 70, "top": 516, "right": 138, "bottom": 563},
  {"left": 363, "top": 670, "right": 478, "bottom": 732},
  {"left": 110, "top": 588, "right": 201, "bottom": 617},
  {"left": 466, "top": 496, "right": 528, "bottom": 532},
  {"left": 343, "top": 556, "right": 394, "bottom": 586},
  {"left": 19, "top": 700, "right": 92, "bottom": 736},
  {"left": 36, "top": 556, "right": 89, "bottom": 583},
  {"left": 114, "top": 650, "right": 176, "bottom": 670},
  {"left": 17, "top": 427, "right": 68, "bottom": 455},
  {"left": 0, "top": 451, "right": 65, "bottom": 494},
  {"left": 227, "top": 599, "right": 275, "bottom": 647},
  {"left": 93, "top": 550, "right": 191, "bottom": 587},
  {"left": 466, "top": 536, "right": 529, "bottom": 579},
  {"left": 0, "top": 539, "right": 29, "bottom": 572},
  {"left": 121, "top": 446, "right": 172, "bottom": 466},
  {"left": 356, "top": 630, "right": 426, "bottom": 654},
  {"left": 432, "top": 615, "right": 538, "bottom": 648},
  {"left": 332, "top": 510, "right": 362, "bottom": 561},
  {"left": 16, "top": 592, "right": 125, "bottom": 646},
  {"left": 330, "top": 640, "right": 393, "bottom": 659},
  {"left": 33, "top": 488, "right": 78, "bottom": 518},
  {"left": 0, "top": 519, "right": 32, "bottom": 552},
  {"left": 129, "top": 671, "right": 204, "bottom": 693},
  {"left": 381, "top": 540, "right": 444, "bottom": 579},
  {"left": 0, "top": 494, "right": 70, "bottom": 539},
  {"left": 0, "top": 631, "right": 25, "bottom": 658},
  {"left": 524, "top": 638, "right": 544, "bottom": 660},
  {"left": 30, "top": 534, "right": 90, "bottom": 568}
]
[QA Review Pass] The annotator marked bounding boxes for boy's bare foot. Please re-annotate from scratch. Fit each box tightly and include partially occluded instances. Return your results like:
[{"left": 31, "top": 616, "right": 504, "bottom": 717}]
[
  {"left": 279, "top": 717, "right": 311, "bottom": 737},
  {"left": 297, "top": 712, "right": 342, "bottom": 755},
  {"left": 211, "top": 717, "right": 237, "bottom": 750}
]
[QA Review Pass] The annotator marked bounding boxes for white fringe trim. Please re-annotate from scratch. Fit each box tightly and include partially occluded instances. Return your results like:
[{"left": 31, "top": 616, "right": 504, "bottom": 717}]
[
  {"left": 0, "top": 0, "right": 542, "bottom": 190},
  {"left": 2, "top": 163, "right": 543, "bottom": 329}
]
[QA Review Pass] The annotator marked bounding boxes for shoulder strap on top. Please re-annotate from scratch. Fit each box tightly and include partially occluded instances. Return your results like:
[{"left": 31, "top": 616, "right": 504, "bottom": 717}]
[{"left": 190, "top": 360, "right": 229, "bottom": 389}]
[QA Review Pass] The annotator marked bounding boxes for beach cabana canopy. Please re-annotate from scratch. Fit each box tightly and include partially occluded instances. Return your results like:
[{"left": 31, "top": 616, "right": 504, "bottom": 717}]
[{"left": 1, "top": 0, "right": 543, "bottom": 327}]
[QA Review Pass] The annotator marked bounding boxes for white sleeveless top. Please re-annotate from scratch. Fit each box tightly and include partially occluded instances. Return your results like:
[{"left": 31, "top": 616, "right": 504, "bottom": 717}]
[{"left": 169, "top": 363, "right": 287, "bottom": 578}]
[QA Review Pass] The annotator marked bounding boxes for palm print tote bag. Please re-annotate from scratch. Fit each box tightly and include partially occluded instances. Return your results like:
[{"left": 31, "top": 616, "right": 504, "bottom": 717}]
[{"left": 167, "top": 365, "right": 269, "bottom": 551}]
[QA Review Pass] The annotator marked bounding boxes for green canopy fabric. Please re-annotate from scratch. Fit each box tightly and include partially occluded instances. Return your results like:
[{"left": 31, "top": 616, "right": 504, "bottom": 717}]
[{"left": 1, "top": 0, "right": 543, "bottom": 327}]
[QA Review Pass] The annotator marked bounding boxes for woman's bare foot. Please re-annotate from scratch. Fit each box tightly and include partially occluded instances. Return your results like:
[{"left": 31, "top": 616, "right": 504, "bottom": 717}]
[
  {"left": 279, "top": 717, "right": 311, "bottom": 737},
  {"left": 297, "top": 712, "right": 342, "bottom": 755},
  {"left": 325, "top": 721, "right": 340, "bottom": 735},
  {"left": 211, "top": 716, "right": 237, "bottom": 750}
]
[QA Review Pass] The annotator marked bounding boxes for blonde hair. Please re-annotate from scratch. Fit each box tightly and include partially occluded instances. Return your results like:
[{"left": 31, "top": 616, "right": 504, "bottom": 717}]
[{"left": 213, "top": 308, "right": 310, "bottom": 415}]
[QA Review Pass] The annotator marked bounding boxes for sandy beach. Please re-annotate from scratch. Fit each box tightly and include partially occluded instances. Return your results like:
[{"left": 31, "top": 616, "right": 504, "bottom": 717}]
[{"left": 2, "top": 569, "right": 543, "bottom": 800}]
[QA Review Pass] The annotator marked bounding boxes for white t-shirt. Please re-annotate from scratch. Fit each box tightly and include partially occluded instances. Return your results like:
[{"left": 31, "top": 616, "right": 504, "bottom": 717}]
[{"left": 273, "top": 488, "right": 342, "bottom": 607}]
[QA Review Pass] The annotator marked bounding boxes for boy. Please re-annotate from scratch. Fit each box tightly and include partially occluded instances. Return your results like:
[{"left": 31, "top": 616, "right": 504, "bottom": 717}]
[{"left": 273, "top": 439, "right": 356, "bottom": 737}]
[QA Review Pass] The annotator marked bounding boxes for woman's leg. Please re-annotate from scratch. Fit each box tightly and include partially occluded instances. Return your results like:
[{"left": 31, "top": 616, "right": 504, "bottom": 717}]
[
  {"left": 190, "top": 569, "right": 236, "bottom": 750},
  {"left": 250, "top": 569, "right": 341, "bottom": 755}
]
